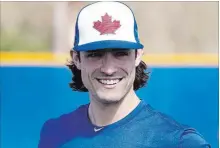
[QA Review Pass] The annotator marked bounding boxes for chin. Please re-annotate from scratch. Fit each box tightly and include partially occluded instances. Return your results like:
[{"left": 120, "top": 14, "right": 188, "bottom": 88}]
[
  {"left": 96, "top": 93, "right": 123, "bottom": 104},
  {"left": 91, "top": 80, "right": 132, "bottom": 104}
]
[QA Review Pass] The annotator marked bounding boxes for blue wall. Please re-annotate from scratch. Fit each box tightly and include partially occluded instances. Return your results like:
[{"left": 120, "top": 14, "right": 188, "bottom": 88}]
[{"left": 1, "top": 66, "right": 219, "bottom": 148}]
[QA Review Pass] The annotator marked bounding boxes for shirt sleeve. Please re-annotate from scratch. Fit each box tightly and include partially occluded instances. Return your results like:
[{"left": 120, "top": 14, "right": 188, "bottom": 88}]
[
  {"left": 179, "top": 128, "right": 211, "bottom": 148},
  {"left": 38, "top": 119, "right": 57, "bottom": 148}
]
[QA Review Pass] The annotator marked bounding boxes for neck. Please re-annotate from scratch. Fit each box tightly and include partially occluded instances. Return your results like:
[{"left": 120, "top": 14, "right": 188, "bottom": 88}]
[{"left": 88, "top": 89, "right": 140, "bottom": 127}]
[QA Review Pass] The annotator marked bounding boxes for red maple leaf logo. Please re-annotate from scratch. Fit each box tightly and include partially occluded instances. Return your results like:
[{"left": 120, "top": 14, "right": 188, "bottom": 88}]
[{"left": 93, "top": 13, "right": 121, "bottom": 35}]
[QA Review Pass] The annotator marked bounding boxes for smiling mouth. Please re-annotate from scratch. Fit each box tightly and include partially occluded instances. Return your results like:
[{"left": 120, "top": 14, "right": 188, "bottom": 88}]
[{"left": 96, "top": 78, "right": 123, "bottom": 85}]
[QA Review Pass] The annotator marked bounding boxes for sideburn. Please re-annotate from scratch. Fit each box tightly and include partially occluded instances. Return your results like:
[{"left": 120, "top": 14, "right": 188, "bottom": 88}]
[{"left": 77, "top": 51, "right": 81, "bottom": 62}]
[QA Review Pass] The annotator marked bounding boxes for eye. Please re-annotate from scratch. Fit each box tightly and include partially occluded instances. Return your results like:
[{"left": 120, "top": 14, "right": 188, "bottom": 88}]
[
  {"left": 87, "top": 52, "right": 103, "bottom": 58},
  {"left": 114, "top": 51, "right": 129, "bottom": 57}
]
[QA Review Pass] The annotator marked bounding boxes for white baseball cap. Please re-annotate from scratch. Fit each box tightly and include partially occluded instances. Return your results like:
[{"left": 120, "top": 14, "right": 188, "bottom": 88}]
[{"left": 73, "top": 1, "right": 144, "bottom": 51}]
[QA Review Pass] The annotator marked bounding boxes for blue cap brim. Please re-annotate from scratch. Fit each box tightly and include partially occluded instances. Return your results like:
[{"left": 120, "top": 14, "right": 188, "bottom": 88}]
[{"left": 73, "top": 40, "right": 144, "bottom": 51}]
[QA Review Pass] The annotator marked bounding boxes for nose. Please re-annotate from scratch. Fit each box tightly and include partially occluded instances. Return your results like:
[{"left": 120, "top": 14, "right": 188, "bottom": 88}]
[{"left": 100, "top": 53, "right": 117, "bottom": 75}]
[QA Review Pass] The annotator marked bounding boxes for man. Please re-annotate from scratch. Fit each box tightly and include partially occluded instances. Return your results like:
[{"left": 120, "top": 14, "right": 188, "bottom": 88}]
[{"left": 38, "top": 1, "right": 211, "bottom": 148}]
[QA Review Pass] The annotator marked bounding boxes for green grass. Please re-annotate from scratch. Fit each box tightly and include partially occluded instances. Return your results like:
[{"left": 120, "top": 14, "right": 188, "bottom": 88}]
[{"left": 1, "top": 28, "right": 52, "bottom": 52}]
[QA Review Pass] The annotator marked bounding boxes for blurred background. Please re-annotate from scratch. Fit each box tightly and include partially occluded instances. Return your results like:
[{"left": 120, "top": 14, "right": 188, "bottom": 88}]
[{"left": 0, "top": 1, "right": 219, "bottom": 148}]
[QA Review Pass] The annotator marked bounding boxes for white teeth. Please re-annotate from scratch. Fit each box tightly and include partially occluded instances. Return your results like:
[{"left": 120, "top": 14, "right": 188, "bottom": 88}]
[{"left": 99, "top": 79, "right": 120, "bottom": 85}]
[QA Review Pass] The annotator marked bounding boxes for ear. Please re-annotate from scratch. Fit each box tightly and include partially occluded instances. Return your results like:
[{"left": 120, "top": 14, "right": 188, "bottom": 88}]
[
  {"left": 135, "top": 49, "right": 144, "bottom": 67},
  {"left": 70, "top": 50, "right": 81, "bottom": 70}
]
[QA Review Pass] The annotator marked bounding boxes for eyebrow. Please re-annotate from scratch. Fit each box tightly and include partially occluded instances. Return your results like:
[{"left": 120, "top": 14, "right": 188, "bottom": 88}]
[
  {"left": 86, "top": 49, "right": 103, "bottom": 53},
  {"left": 86, "top": 48, "right": 131, "bottom": 53}
]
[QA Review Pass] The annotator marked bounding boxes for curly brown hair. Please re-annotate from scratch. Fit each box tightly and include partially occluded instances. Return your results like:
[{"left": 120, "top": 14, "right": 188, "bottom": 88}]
[{"left": 66, "top": 50, "right": 149, "bottom": 92}]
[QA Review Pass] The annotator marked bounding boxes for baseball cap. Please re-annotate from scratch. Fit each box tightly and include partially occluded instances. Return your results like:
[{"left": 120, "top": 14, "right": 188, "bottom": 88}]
[{"left": 73, "top": 1, "right": 144, "bottom": 51}]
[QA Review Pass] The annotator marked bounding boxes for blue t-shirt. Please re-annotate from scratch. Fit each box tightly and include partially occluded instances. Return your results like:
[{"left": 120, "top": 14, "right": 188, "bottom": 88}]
[{"left": 38, "top": 100, "right": 211, "bottom": 148}]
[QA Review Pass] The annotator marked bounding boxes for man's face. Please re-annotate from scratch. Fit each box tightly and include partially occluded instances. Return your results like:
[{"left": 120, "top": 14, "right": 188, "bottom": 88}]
[{"left": 75, "top": 48, "right": 143, "bottom": 104}]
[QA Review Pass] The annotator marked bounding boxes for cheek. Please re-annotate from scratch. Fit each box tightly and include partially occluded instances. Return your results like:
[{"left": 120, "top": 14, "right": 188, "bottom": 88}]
[
  {"left": 82, "top": 58, "right": 102, "bottom": 69},
  {"left": 80, "top": 67, "right": 94, "bottom": 90},
  {"left": 80, "top": 60, "right": 100, "bottom": 79},
  {"left": 119, "top": 59, "right": 136, "bottom": 74}
]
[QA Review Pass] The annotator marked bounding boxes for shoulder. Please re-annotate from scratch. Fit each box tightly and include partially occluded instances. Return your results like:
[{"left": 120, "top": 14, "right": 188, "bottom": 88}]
[
  {"left": 38, "top": 104, "right": 89, "bottom": 148},
  {"left": 140, "top": 104, "right": 211, "bottom": 147},
  {"left": 139, "top": 103, "right": 187, "bottom": 132},
  {"left": 153, "top": 108, "right": 211, "bottom": 147},
  {"left": 179, "top": 128, "right": 211, "bottom": 148}
]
